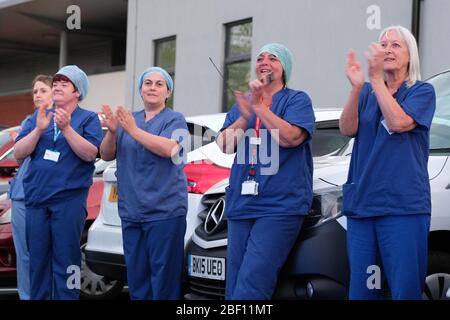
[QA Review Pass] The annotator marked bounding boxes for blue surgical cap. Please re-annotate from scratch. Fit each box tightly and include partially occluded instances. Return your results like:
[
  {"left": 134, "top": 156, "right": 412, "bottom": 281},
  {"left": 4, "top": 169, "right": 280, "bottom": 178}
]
[
  {"left": 55, "top": 65, "right": 89, "bottom": 101},
  {"left": 257, "top": 43, "right": 293, "bottom": 83},
  {"left": 137, "top": 67, "right": 173, "bottom": 97}
]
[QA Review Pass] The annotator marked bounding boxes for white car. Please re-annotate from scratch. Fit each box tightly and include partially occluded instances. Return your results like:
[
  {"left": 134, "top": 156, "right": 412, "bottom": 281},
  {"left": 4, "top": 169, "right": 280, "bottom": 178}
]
[
  {"left": 85, "top": 109, "right": 350, "bottom": 298},
  {"left": 185, "top": 70, "right": 450, "bottom": 300}
]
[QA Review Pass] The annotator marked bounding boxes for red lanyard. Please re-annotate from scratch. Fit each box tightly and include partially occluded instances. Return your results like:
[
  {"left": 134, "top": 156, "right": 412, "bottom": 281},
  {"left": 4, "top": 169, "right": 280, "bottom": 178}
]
[
  {"left": 254, "top": 102, "right": 272, "bottom": 137},
  {"left": 248, "top": 103, "right": 272, "bottom": 178}
]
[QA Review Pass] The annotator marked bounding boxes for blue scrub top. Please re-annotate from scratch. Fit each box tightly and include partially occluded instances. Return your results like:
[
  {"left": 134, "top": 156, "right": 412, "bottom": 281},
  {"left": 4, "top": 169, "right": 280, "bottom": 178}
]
[
  {"left": 115, "top": 108, "right": 188, "bottom": 222},
  {"left": 9, "top": 117, "right": 31, "bottom": 201},
  {"left": 9, "top": 157, "right": 30, "bottom": 201},
  {"left": 16, "top": 106, "right": 102, "bottom": 208},
  {"left": 222, "top": 88, "right": 315, "bottom": 219},
  {"left": 343, "top": 81, "right": 436, "bottom": 217}
]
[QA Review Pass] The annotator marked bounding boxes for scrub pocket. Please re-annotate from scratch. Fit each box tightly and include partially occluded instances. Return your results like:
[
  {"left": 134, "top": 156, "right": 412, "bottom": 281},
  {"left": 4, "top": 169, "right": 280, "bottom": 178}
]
[{"left": 342, "top": 182, "right": 357, "bottom": 214}]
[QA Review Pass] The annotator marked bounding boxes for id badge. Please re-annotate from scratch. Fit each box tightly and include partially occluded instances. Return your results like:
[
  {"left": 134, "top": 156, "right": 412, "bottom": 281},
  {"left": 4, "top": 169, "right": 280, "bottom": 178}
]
[
  {"left": 250, "top": 137, "right": 261, "bottom": 145},
  {"left": 44, "top": 149, "right": 60, "bottom": 162},
  {"left": 241, "top": 180, "right": 259, "bottom": 195}
]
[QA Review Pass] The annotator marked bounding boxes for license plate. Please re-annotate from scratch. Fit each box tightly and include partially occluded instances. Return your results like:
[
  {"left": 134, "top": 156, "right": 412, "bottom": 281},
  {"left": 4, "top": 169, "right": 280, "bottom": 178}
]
[
  {"left": 188, "top": 254, "right": 226, "bottom": 281},
  {"left": 108, "top": 184, "right": 118, "bottom": 202}
]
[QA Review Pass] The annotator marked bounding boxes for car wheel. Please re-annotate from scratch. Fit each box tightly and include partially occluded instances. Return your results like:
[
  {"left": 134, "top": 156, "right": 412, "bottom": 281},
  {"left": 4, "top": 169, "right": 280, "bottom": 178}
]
[
  {"left": 79, "top": 243, "right": 124, "bottom": 300},
  {"left": 422, "top": 250, "right": 450, "bottom": 300}
]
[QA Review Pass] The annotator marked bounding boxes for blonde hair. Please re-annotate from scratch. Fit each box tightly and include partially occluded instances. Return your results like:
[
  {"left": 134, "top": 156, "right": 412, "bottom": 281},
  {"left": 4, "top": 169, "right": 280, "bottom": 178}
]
[{"left": 378, "top": 25, "right": 421, "bottom": 87}]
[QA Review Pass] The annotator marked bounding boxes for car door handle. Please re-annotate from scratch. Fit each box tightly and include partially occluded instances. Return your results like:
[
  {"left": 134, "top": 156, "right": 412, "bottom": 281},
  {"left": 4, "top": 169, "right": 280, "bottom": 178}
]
[{"left": 446, "top": 183, "right": 450, "bottom": 190}]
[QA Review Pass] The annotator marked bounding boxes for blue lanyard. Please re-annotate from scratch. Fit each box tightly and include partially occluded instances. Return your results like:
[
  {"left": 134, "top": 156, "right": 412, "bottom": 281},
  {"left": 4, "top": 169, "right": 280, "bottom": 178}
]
[{"left": 53, "top": 121, "right": 61, "bottom": 143}]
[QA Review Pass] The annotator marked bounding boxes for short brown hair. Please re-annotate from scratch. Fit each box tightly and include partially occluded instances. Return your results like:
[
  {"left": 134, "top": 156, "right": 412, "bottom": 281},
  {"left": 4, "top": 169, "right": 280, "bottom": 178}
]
[
  {"left": 31, "top": 75, "right": 53, "bottom": 90},
  {"left": 52, "top": 74, "right": 78, "bottom": 93}
]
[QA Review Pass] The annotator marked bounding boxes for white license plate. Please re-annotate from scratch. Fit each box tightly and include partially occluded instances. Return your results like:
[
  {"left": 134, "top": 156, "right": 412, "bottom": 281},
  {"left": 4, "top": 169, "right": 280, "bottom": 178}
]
[{"left": 188, "top": 254, "right": 226, "bottom": 281}]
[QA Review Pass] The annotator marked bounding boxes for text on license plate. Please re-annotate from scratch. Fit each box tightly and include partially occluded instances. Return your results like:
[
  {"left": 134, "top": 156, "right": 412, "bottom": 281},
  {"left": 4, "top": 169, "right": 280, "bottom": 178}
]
[
  {"left": 108, "top": 184, "right": 118, "bottom": 202},
  {"left": 188, "top": 254, "right": 225, "bottom": 281}
]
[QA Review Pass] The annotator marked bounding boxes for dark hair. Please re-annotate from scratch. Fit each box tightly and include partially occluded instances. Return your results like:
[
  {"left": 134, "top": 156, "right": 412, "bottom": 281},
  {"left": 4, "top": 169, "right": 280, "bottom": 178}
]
[
  {"left": 52, "top": 74, "right": 78, "bottom": 93},
  {"left": 31, "top": 75, "right": 53, "bottom": 90}
]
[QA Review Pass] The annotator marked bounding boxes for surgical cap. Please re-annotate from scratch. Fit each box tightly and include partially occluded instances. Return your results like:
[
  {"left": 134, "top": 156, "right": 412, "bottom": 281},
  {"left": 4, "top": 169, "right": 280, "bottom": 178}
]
[
  {"left": 257, "top": 43, "right": 293, "bottom": 83},
  {"left": 137, "top": 67, "right": 174, "bottom": 96},
  {"left": 54, "top": 65, "right": 89, "bottom": 101}
]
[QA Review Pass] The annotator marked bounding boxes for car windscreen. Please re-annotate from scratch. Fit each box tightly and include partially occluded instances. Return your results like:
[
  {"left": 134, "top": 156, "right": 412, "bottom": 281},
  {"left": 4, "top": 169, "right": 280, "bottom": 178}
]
[
  {"left": 428, "top": 71, "right": 450, "bottom": 155},
  {"left": 311, "top": 120, "right": 351, "bottom": 157}
]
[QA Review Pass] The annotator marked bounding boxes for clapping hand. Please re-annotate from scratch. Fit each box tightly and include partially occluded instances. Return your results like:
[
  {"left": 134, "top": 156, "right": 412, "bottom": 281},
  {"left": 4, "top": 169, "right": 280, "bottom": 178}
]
[
  {"left": 54, "top": 108, "right": 71, "bottom": 132},
  {"left": 36, "top": 104, "right": 53, "bottom": 132},
  {"left": 346, "top": 49, "right": 365, "bottom": 89},
  {"left": 100, "top": 105, "right": 118, "bottom": 134},
  {"left": 365, "top": 43, "right": 385, "bottom": 84},
  {"left": 115, "top": 106, "right": 138, "bottom": 136}
]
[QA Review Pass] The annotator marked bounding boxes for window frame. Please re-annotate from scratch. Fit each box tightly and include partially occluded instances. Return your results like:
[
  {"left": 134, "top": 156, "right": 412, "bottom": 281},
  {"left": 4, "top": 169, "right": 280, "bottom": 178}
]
[
  {"left": 154, "top": 36, "right": 176, "bottom": 108},
  {"left": 222, "top": 18, "right": 252, "bottom": 112}
]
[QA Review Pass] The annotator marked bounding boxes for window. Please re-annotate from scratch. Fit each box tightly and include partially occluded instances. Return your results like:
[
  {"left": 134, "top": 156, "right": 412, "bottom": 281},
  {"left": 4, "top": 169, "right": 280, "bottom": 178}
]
[
  {"left": 427, "top": 70, "right": 450, "bottom": 154},
  {"left": 223, "top": 19, "right": 252, "bottom": 112},
  {"left": 154, "top": 36, "right": 176, "bottom": 108}
]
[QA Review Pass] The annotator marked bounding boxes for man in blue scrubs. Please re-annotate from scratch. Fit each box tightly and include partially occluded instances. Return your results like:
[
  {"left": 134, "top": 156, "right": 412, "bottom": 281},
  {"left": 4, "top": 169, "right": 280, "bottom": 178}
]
[
  {"left": 217, "top": 43, "right": 315, "bottom": 299},
  {"left": 340, "top": 26, "right": 436, "bottom": 299},
  {"left": 14, "top": 65, "right": 102, "bottom": 299},
  {"left": 100, "top": 67, "right": 188, "bottom": 300}
]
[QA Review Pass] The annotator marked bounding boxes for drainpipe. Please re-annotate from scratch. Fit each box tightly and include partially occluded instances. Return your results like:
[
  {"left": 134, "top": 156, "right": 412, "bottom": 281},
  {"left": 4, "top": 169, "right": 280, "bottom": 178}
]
[
  {"left": 59, "top": 30, "right": 68, "bottom": 68},
  {"left": 411, "top": 0, "right": 422, "bottom": 46}
]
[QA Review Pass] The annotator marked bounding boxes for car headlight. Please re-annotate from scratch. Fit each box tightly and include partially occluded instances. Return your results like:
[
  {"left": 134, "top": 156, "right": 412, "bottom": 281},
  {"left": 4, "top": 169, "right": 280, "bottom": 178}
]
[{"left": 309, "top": 186, "right": 342, "bottom": 228}]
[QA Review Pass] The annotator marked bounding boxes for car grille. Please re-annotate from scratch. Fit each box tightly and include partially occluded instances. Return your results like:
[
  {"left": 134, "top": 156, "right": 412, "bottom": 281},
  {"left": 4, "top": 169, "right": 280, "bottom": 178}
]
[{"left": 188, "top": 277, "right": 226, "bottom": 299}]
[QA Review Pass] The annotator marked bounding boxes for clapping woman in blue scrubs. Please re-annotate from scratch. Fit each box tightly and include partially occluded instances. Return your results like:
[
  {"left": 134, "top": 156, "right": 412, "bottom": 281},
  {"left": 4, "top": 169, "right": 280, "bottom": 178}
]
[
  {"left": 340, "top": 26, "right": 436, "bottom": 299},
  {"left": 14, "top": 65, "right": 103, "bottom": 299},
  {"left": 100, "top": 67, "right": 188, "bottom": 300},
  {"left": 10, "top": 74, "right": 53, "bottom": 300},
  {"left": 217, "top": 43, "right": 315, "bottom": 299}
]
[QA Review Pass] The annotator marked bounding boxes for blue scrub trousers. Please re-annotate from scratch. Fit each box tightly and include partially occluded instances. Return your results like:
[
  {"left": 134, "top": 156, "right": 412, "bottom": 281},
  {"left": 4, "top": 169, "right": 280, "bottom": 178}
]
[
  {"left": 26, "top": 191, "right": 87, "bottom": 300},
  {"left": 11, "top": 200, "right": 30, "bottom": 300},
  {"left": 121, "top": 215, "right": 186, "bottom": 300},
  {"left": 347, "top": 214, "right": 430, "bottom": 300},
  {"left": 225, "top": 215, "right": 304, "bottom": 300}
]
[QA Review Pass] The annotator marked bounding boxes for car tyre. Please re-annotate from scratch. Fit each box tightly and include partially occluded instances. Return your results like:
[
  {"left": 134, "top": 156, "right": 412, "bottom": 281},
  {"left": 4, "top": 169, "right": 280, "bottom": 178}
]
[
  {"left": 422, "top": 250, "right": 450, "bottom": 300},
  {"left": 79, "top": 242, "right": 125, "bottom": 300}
]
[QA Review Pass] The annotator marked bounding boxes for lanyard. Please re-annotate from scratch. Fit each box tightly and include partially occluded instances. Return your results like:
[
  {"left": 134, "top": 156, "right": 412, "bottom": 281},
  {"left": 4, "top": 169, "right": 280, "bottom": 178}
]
[
  {"left": 248, "top": 103, "right": 272, "bottom": 179},
  {"left": 53, "top": 121, "right": 61, "bottom": 143}
]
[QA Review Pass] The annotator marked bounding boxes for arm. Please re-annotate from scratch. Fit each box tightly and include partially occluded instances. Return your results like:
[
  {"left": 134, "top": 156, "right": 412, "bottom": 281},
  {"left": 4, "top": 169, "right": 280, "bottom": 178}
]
[
  {"left": 61, "top": 126, "right": 99, "bottom": 162},
  {"left": 371, "top": 82, "right": 416, "bottom": 132},
  {"left": 115, "top": 106, "right": 179, "bottom": 158},
  {"left": 14, "top": 127, "right": 45, "bottom": 161},
  {"left": 216, "top": 116, "right": 248, "bottom": 154},
  {"left": 366, "top": 43, "right": 416, "bottom": 133},
  {"left": 339, "top": 49, "right": 365, "bottom": 137},
  {"left": 255, "top": 106, "right": 307, "bottom": 148},
  {"left": 14, "top": 105, "right": 52, "bottom": 161},
  {"left": 216, "top": 91, "right": 252, "bottom": 154},
  {"left": 248, "top": 80, "right": 308, "bottom": 148},
  {"left": 55, "top": 108, "right": 99, "bottom": 162},
  {"left": 128, "top": 128, "right": 179, "bottom": 158},
  {"left": 99, "top": 105, "right": 118, "bottom": 161},
  {"left": 339, "top": 86, "right": 362, "bottom": 137}
]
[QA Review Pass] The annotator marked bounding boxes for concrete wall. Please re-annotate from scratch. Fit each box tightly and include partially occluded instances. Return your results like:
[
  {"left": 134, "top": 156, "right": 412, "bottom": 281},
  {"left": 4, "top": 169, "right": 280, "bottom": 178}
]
[
  {"left": 420, "top": 0, "right": 450, "bottom": 78},
  {"left": 81, "top": 71, "right": 126, "bottom": 112},
  {"left": 127, "top": 0, "right": 414, "bottom": 116}
]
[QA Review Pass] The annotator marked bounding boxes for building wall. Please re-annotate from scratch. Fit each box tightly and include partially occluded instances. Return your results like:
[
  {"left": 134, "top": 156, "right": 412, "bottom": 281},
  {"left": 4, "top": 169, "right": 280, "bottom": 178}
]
[
  {"left": 0, "top": 92, "right": 33, "bottom": 126},
  {"left": 127, "top": 0, "right": 414, "bottom": 116},
  {"left": 81, "top": 70, "right": 126, "bottom": 112},
  {"left": 420, "top": 0, "right": 450, "bottom": 78}
]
